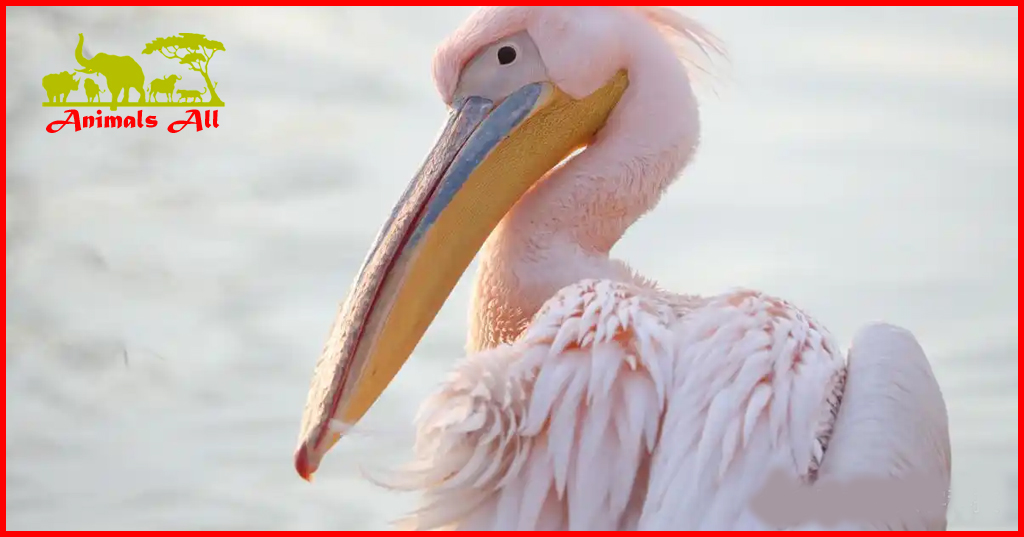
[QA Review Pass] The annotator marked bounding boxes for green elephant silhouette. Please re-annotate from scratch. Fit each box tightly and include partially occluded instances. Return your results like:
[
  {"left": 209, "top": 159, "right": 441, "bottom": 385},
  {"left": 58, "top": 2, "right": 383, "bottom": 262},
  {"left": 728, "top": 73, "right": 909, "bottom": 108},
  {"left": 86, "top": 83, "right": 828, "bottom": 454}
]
[
  {"left": 74, "top": 33, "right": 145, "bottom": 110},
  {"left": 41, "top": 71, "right": 80, "bottom": 103}
]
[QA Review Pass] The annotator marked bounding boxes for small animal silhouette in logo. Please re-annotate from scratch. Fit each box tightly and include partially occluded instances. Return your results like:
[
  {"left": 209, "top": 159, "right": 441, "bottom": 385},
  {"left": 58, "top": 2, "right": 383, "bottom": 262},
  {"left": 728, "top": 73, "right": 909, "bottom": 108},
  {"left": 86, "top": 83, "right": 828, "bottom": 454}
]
[
  {"left": 147, "top": 74, "right": 182, "bottom": 103},
  {"left": 177, "top": 87, "right": 206, "bottom": 103},
  {"left": 43, "top": 32, "right": 225, "bottom": 110},
  {"left": 41, "top": 71, "right": 81, "bottom": 103},
  {"left": 83, "top": 77, "right": 106, "bottom": 103}
]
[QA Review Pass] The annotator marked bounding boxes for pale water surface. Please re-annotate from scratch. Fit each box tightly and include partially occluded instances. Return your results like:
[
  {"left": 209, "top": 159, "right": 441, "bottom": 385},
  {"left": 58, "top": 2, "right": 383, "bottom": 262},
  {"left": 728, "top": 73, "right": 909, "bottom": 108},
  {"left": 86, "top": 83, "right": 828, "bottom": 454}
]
[{"left": 6, "top": 6, "right": 1017, "bottom": 530}]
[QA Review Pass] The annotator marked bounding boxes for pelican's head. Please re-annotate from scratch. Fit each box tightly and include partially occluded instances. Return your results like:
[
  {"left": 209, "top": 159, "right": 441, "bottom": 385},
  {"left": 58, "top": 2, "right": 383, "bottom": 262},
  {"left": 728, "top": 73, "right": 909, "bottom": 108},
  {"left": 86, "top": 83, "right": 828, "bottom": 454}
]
[{"left": 294, "top": 6, "right": 716, "bottom": 480}]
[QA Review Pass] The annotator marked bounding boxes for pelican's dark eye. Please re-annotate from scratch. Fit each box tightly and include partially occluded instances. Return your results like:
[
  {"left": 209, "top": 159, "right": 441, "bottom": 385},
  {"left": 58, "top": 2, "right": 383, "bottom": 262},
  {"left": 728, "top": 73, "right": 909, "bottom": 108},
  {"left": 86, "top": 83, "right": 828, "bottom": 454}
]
[{"left": 497, "top": 46, "right": 517, "bottom": 65}]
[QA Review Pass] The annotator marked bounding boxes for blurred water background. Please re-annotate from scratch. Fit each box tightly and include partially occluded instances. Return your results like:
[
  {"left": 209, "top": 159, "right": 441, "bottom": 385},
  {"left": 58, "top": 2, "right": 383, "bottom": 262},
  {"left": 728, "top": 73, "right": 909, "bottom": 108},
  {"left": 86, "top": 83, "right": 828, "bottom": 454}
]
[{"left": 6, "top": 6, "right": 1017, "bottom": 530}]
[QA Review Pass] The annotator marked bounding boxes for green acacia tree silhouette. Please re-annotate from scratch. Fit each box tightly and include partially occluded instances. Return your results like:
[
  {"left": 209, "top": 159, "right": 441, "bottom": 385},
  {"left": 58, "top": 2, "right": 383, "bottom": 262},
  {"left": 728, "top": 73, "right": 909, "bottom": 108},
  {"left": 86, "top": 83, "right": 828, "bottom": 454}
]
[{"left": 141, "top": 33, "right": 225, "bottom": 105}]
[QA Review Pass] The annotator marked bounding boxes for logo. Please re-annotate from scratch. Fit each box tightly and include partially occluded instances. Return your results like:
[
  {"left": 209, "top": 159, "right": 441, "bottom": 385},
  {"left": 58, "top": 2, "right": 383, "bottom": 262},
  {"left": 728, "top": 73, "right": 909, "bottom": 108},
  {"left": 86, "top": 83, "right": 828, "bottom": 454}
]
[{"left": 43, "top": 32, "right": 224, "bottom": 133}]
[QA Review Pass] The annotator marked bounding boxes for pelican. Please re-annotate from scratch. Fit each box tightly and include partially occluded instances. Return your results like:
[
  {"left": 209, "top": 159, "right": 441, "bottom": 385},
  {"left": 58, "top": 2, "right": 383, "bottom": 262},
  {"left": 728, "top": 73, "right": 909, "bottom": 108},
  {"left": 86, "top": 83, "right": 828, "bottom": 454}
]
[{"left": 294, "top": 6, "right": 952, "bottom": 530}]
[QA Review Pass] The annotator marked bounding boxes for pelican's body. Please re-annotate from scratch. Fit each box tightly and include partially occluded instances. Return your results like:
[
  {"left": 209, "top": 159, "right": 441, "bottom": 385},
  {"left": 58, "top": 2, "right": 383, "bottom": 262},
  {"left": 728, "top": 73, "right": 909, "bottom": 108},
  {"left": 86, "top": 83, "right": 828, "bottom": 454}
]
[{"left": 294, "top": 6, "right": 952, "bottom": 530}]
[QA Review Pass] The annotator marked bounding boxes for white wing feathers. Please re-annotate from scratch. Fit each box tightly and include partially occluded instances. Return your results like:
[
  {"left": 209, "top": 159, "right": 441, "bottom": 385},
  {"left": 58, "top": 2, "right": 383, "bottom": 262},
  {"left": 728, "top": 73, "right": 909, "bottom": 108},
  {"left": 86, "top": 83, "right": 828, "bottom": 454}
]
[
  {"left": 638, "top": 290, "right": 847, "bottom": 530},
  {"left": 791, "top": 323, "right": 952, "bottom": 530},
  {"left": 385, "top": 280, "right": 949, "bottom": 531}
]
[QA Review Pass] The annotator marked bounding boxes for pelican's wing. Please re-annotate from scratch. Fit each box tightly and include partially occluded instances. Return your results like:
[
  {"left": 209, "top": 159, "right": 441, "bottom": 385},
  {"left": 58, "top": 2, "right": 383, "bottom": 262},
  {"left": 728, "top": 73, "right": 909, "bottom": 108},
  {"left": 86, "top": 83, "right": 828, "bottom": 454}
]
[
  {"left": 794, "top": 323, "right": 952, "bottom": 530},
  {"left": 637, "top": 290, "right": 849, "bottom": 530}
]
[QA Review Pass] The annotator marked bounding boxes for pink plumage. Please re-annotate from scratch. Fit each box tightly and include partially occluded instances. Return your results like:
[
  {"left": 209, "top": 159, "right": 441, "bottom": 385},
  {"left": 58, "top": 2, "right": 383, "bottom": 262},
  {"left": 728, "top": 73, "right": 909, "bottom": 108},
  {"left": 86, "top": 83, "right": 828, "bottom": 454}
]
[{"left": 300, "top": 6, "right": 952, "bottom": 530}]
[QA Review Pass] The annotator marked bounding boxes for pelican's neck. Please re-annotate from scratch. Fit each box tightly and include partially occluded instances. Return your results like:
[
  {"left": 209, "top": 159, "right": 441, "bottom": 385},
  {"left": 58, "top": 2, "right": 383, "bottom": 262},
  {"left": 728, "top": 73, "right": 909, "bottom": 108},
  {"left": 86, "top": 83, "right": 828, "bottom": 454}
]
[{"left": 468, "top": 30, "right": 702, "bottom": 352}]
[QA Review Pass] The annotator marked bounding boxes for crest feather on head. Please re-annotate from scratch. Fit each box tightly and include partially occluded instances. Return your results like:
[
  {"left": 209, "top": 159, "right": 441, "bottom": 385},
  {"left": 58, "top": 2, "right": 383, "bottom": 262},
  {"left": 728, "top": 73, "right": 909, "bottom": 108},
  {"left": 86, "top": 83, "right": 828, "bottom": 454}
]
[{"left": 625, "top": 6, "right": 727, "bottom": 74}]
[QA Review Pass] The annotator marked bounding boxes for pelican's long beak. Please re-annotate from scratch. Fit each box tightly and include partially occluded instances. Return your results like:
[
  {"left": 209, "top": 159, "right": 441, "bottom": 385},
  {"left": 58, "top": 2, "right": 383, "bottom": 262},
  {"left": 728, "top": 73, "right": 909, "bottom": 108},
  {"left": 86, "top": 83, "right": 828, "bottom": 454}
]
[{"left": 294, "top": 72, "right": 628, "bottom": 481}]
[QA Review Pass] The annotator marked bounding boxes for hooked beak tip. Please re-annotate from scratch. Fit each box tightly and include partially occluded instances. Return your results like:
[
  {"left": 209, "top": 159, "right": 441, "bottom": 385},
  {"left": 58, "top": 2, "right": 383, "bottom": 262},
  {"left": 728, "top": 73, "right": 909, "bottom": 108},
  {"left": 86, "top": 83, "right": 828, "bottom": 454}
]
[{"left": 294, "top": 446, "right": 315, "bottom": 482}]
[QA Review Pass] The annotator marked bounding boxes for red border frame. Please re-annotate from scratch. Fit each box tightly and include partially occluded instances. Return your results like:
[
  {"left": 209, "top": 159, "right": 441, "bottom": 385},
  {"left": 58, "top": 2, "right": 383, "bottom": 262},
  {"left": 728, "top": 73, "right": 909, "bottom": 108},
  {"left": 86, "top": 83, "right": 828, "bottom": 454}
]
[{"left": 4, "top": 4, "right": 1017, "bottom": 533}]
